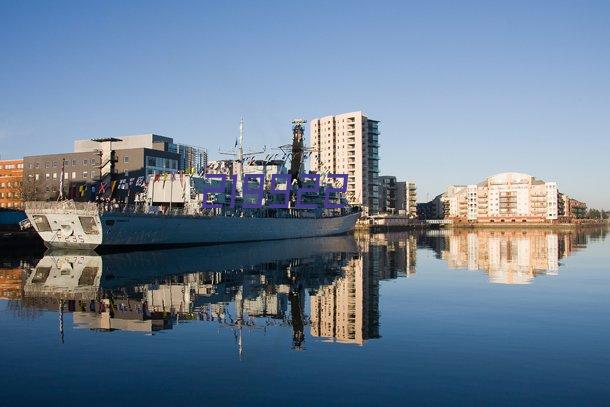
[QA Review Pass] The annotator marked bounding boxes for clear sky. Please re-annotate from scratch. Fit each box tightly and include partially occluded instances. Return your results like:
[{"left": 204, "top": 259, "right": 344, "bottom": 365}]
[{"left": 1, "top": 0, "right": 609, "bottom": 208}]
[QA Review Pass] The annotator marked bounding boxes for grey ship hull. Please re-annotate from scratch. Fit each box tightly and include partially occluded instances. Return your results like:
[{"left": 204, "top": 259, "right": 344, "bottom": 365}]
[{"left": 25, "top": 202, "right": 360, "bottom": 250}]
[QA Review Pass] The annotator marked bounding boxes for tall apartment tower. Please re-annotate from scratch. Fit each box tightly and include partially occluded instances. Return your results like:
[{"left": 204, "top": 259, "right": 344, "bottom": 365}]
[{"left": 310, "top": 111, "right": 380, "bottom": 214}]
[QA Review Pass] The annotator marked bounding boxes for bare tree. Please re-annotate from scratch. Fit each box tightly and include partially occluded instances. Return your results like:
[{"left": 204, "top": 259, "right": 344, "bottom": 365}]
[{"left": 18, "top": 178, "right": 45, "bottom": 202}]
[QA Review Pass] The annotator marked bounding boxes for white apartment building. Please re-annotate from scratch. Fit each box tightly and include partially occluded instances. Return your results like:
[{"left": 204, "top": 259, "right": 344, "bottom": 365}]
[
  {"left": 310, "top": 111, "right": 380, "bottom": 214},
  {"left": 447, "top": 172, "right": 559, "bottom": 223}
]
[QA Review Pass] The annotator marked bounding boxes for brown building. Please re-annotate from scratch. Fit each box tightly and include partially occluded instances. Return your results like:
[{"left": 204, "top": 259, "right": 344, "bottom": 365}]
[{"left": 0, "top": 159, "right": 24, "bottom": 209}]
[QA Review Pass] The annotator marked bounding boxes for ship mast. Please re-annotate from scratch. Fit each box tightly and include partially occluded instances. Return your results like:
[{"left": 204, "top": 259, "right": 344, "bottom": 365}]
[
  {"left": 278, "top": 119, "right": 314, "bottom": 185},
  {"left": 289, "top": 119, "right": 306, "bottom": 182},
  {"left": 219, "top": 118, "right": 265, "bottom": 192},
  {"left": 237, "top": 117, "right": 244, "bottom": 181}
]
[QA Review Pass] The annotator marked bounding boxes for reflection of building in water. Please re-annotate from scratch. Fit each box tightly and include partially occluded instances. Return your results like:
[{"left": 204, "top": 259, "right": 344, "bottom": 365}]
[
  {"left": 439, "top": 230, "right": 579, "bottom": 284},
  {"left": 0, "top": 262, "right": 25, "bottom": 300},
  {"left": 310, "top": 256, "right": 378, "bottom": 345},
  {"left": 309, "top": 233, "right": 418, "bottom": 345}
]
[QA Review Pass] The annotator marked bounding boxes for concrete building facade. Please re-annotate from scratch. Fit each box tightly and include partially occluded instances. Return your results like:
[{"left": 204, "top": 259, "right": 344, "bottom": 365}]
[
  {"left": 310, "top": 111, "right": 380, "bottom": 214},
  {"left": 446, "top": 172, "right": 559, "bottom": 223},
  {"left": 0, "top": 159, "right": 24, "bottom": 209}
]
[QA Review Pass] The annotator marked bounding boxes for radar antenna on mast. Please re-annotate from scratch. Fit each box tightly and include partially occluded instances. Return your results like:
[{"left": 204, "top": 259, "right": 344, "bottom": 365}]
[{"left": 219, "top": 117, "right": 266, "bottom": 180}]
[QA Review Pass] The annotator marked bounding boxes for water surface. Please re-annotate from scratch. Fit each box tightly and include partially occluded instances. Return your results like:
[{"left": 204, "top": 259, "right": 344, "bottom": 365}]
[{"left": 1, "top": 227, "right": 609, "bottom": 405}]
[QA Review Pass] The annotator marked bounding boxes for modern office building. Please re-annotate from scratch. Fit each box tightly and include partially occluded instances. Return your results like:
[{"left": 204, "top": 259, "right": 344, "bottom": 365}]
[
  {"left": 310, "top": 111, "right": 380, "bottom": 214},
  {"left": 0, "top": 159, "right": 24, "bottom": 209},
  {"left": 170, "top": 143, "right": 208, "bottom": 174},
  {"left": 23, "top": 148, "right": 179, "bottom": 201},
  {"left": 75, "top": 134, "right": 207, "bottom": 173},
  {"left": 446, "top": 172, "right": 560, "bottom": 223},
  {"left": 22, "top": 133, "right": 205, "bottom": 201}
]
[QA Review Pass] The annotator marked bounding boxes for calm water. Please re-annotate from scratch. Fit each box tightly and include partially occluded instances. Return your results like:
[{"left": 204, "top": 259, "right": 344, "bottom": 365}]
[{"left": 1, "top": 227, "right": 609, "bottom": 405}]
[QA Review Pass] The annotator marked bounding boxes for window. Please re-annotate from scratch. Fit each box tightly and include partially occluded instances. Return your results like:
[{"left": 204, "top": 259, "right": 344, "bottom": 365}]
[
  {"left": 83, "top": 171, "right": 88, "bottom": 179},
  {"left": 83, "top": 159, "right": 88, "bottom": 165},
  {"left": 52, "top": 173, "right": 57, "bottom": 179},
  {"left": 71, "top": 172, "right": 76, "bottom": 179},
  {"left": 45, "top": 173, "right": 50, "bottom": 180},
  {"left": 53, "top": 161, "right": 58, "bottom": 167},
  {"left": 64, "top": 173, "right": 69, "bottom": 180},
  {"left": 72, "top": 160, "right": 76, "bottom": 166},
  {"left": 45, "top": 162, "right": 50, "bottom": 168},
  {"left": 123, "top": 156, "right": 129, "bottom": 163},
  {"left": 35, "top": 174, "right": 40, "bottom": 181}
]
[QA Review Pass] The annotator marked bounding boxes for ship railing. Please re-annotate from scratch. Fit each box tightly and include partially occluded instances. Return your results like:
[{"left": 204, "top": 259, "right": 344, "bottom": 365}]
[
  {"left": 25, "top": 201, "right": 99, "bottom": 211},
  {"left": 96, "top": 203, "right": 361, "bottom": 218}
]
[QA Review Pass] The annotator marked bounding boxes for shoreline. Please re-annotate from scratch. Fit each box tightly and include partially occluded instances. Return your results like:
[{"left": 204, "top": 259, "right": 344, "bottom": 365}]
[{"left": 358, "top": 220, "right": 608, "bottom": 232}]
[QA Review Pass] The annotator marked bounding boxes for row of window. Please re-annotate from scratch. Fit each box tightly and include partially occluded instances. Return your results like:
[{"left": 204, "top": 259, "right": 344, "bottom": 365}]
[
  {"left": 0, "top": 163, "right": 23, "bottom": 170},
  {"left": 27, "top": 171, "right": 98, "bottom": 181},
  {"left": 146, "top": 156, "right": 178, "bottom": 170},
  {"left": 28, "top": 158, "right": 99, "bottom": 170},
  {"left": 0, "top": 191, "right": 20, "bottom": 198},
  {"left": 0, "top": 202, "right": 22, "bottom": 208},
  {"left": 0, "top": 181, "right": 23, "bottom": 188}
]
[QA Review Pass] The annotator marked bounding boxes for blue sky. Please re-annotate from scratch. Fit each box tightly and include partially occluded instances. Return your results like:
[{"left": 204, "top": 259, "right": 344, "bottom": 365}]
[{"left": 1, "top": 0, "right": 609, "bottom": 207}]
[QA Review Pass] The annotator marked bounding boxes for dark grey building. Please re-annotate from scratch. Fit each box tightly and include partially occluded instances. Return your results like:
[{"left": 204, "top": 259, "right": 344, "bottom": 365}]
[
  {"left": 379, "top": 175, "right": 397, "bottom": 213},
  {"left": 23, "top": 148, "right": 179, "bottom": 201}
]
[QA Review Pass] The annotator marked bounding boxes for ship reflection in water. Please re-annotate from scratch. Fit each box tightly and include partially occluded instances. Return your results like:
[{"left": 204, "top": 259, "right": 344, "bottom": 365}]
[
  {"left": 12, "top": 234, "right": 415, "bottom": 348},
  {"left": 2, "top": 227, "right": 606, "bottom": 348}
]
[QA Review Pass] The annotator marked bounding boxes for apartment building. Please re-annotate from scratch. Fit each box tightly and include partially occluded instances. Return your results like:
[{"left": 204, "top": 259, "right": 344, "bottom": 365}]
[
  {"left": 396, "top": 181, "right": 417, "bottom": 218},
  {"left": 417, "top": 193, "right": 449, "bottom": 220},
  {"left": 310, "top": 111, "right": 380, "bottom": 214},
  {"left": 379, "top": 176, "right": 397, "bottom": 212},
  {"left": 0, "top": 159, "right": 24, "bottom": 209},
  {"left": 447, "top": 172, "right": 559, "bottom": 223},
  {"left": 379, "top": 177, "right": 417, "bottom": 217}
]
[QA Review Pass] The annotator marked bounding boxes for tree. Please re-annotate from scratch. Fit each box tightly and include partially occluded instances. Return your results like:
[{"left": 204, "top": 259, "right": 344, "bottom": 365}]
[
  {"left": 18, "top": 178, "right": 45, "bottom": 202},
  {"left": 586, "top": 208, "right": 605, "bottom": 219}
]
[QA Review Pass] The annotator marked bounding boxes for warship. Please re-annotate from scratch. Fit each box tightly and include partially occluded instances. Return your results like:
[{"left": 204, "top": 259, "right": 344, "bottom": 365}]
[{"left": 25, "top": 120, "right": 360, "bottom": 249}]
